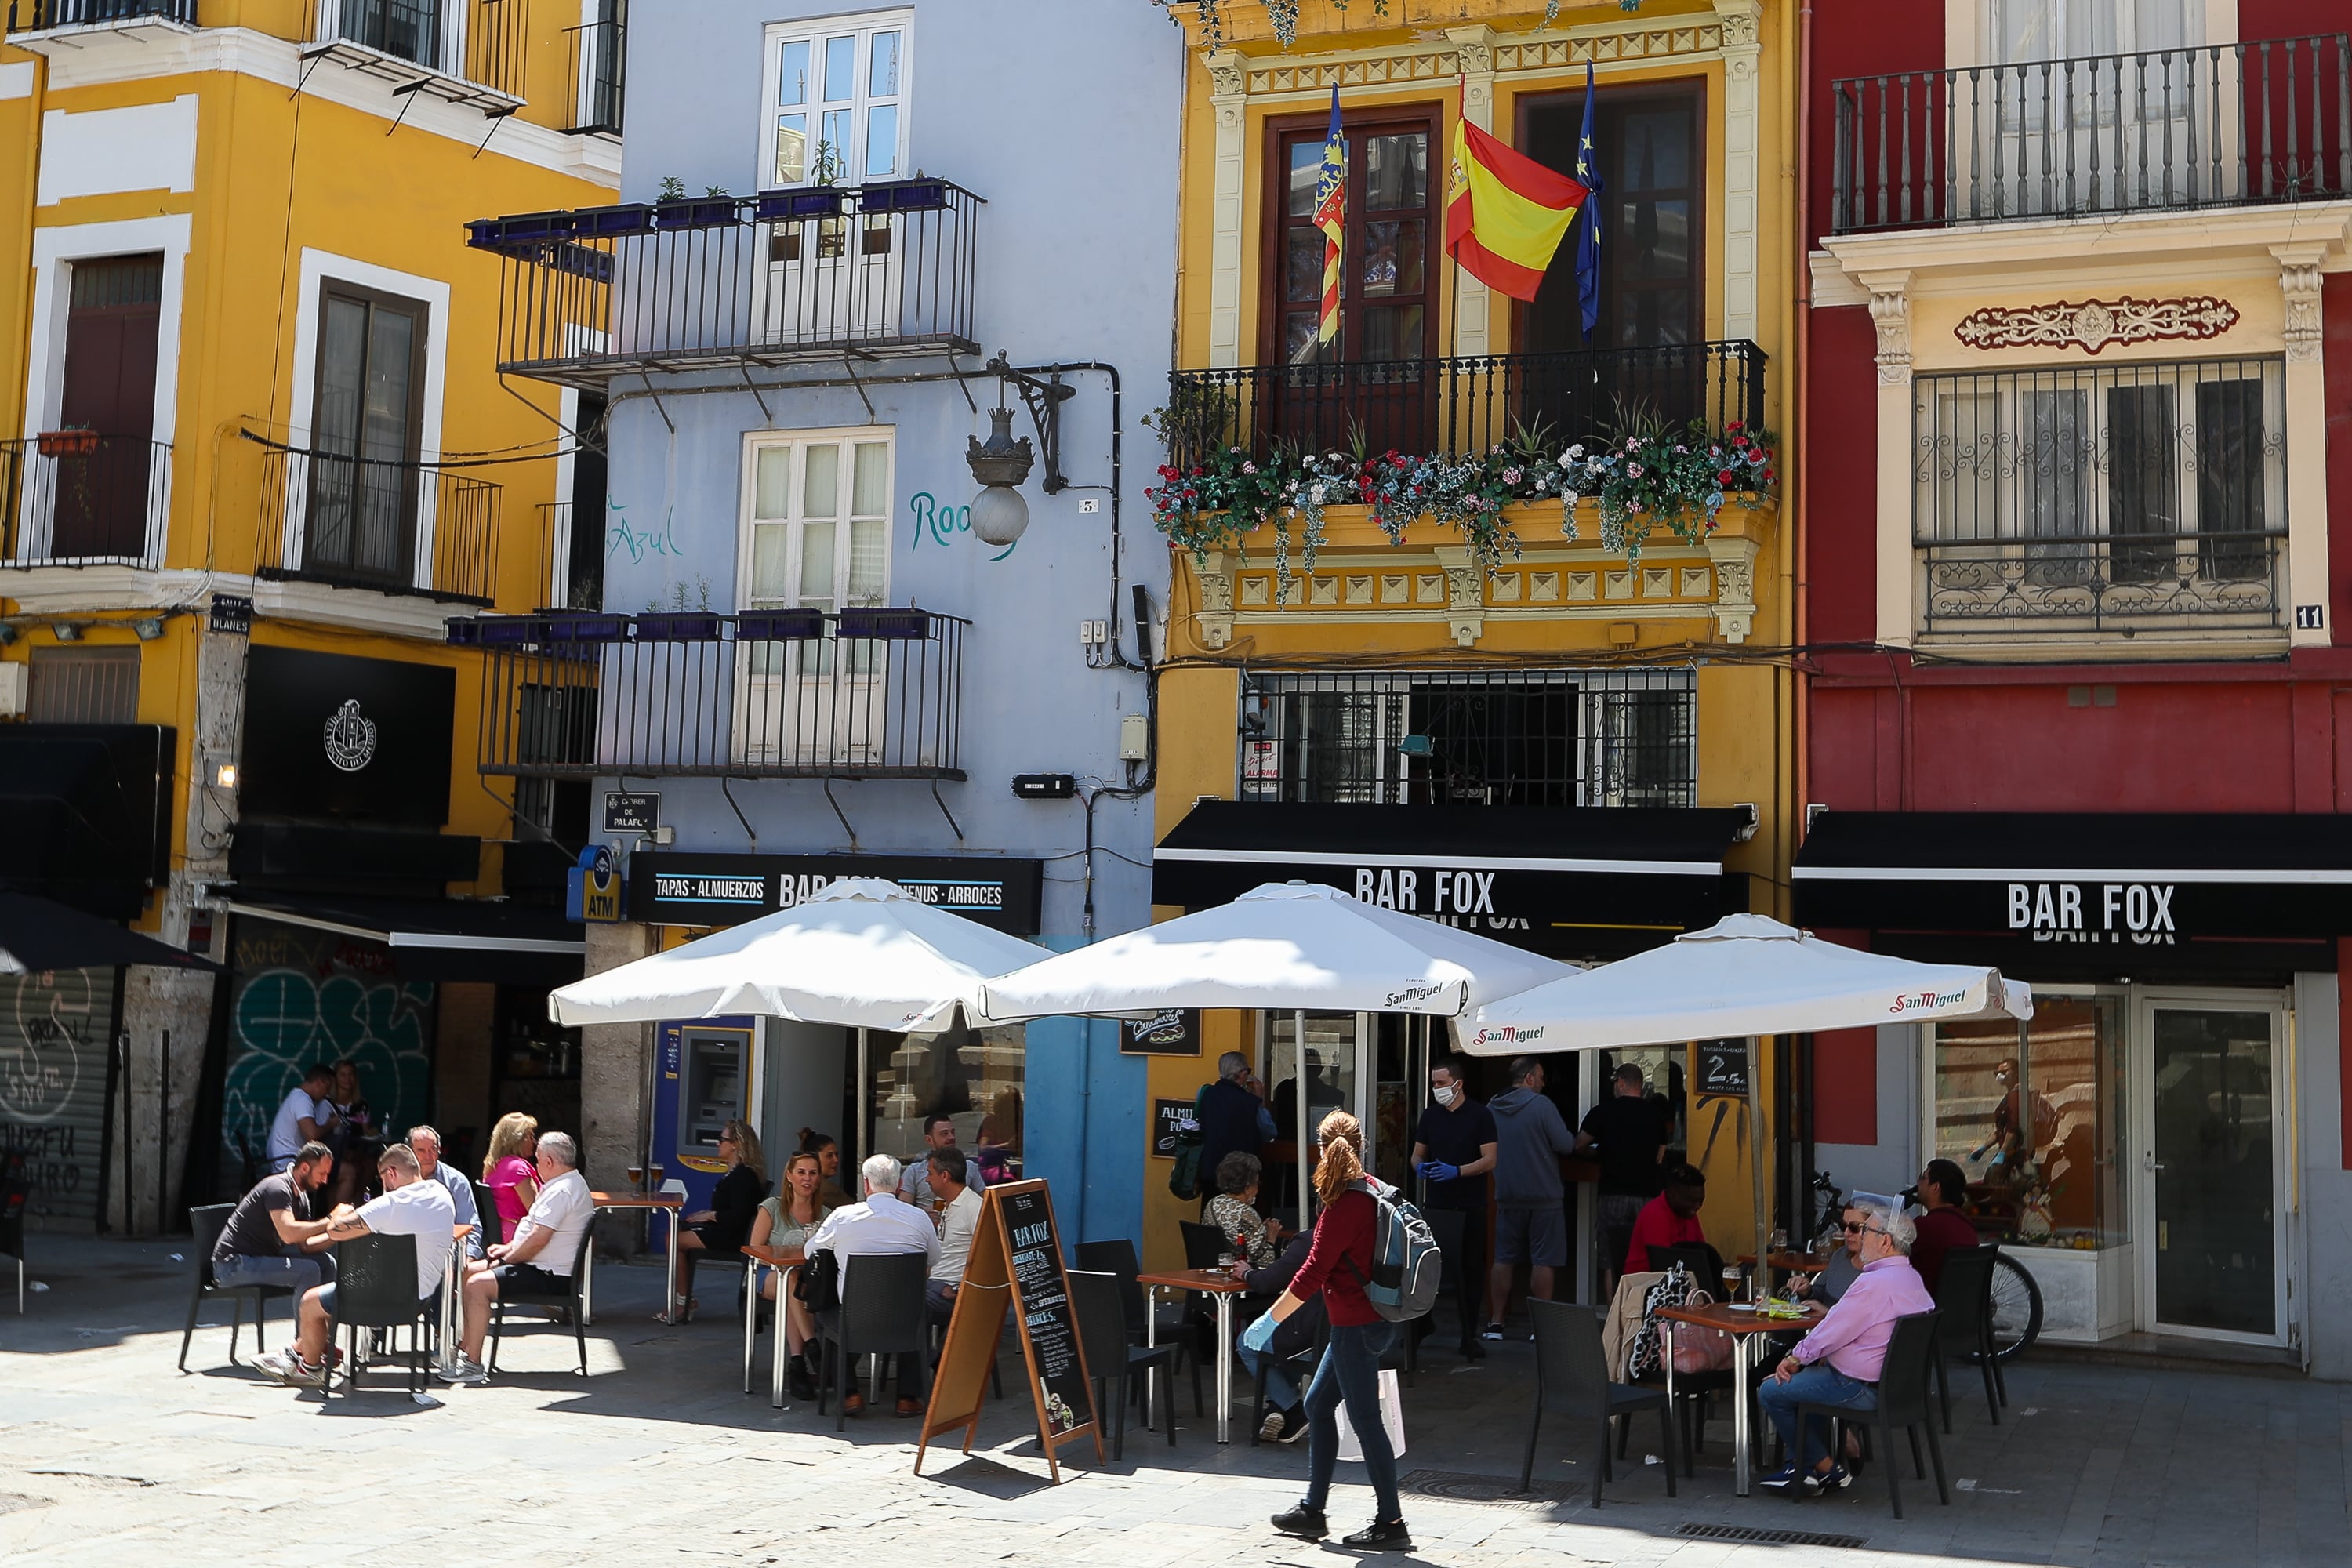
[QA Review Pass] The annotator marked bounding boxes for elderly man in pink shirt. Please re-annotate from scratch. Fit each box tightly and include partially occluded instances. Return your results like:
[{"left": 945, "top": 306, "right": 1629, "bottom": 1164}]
[{"left": 1756, "top": 1200, "right": 1934, "bottom": 1496}]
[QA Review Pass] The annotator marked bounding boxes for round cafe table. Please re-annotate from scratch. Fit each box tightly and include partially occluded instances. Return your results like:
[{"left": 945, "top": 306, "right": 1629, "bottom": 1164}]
[
  {"left": 1139, "top": 1267, "right": 1250, "bottom": 1443},
  {"left": 590, "top": 1188, "right": 686, "bottom": 1323},
  {"left": 1655, "top": 1297, "right": 1825, "bottom": 1497},
  {"left": 740, "top": 1243, "right": 804, "bottom": 1409}
]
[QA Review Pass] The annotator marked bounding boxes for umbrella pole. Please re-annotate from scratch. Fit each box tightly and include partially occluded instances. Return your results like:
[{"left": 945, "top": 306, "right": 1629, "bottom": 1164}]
[
  {"left": 1295, "top": 1009, "right": 1310, "bottom": 1222},
  {"left": 1749, "top": 1034, "right": 1769, "bottom": 1300},
  {"left": 855, "top": 1028, "right": 869, "bottom": 1171}
]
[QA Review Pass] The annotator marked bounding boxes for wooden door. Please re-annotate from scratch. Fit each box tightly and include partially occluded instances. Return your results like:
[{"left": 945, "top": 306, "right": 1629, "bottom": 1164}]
[{"left": 55, "top": 253, "right": 162, "bottom": 560}]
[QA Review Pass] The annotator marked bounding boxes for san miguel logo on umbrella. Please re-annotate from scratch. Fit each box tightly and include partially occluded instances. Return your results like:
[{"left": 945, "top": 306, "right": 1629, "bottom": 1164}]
[{"left": 322, "top": 699, "right": 379, "bottom": 773}]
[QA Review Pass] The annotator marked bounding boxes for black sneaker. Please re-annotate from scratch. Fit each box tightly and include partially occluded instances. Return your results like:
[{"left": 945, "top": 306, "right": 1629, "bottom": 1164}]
[
  {"left": 1341, "top": 1519, "right": 1413, "bottom": 1552},
  {"left": 1461, "top": 1336, "right": 1486, "bottom": 1360},
  {"left": 1277, "top": 1405, "right": 1308, "bottom": 1443},
  {"left": 1480, "top": 1321, "right": 1504, "bottom": 1341},
  {"left": 1270, "top": 1504, "right": 1328, "bottom": 1539},
  {"left": 1758, "top": 1462, "right": 1807, "bottom": 1495},
  {"left": 1808, "top": 1462, "right": 1853, "bottom": 1494}
]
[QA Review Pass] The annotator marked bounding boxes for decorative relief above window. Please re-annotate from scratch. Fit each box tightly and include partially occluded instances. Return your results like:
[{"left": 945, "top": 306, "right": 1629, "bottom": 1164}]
[{"left": 1951, "top": 295, "right": 2240, "bottom": 357}]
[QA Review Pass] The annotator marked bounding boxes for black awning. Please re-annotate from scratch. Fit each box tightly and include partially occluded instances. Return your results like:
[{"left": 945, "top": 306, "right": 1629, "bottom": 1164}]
[
  {"left": 0, "top": 893, "right": 219, "bottom": 973},
  {"left": 1794, "top": 811, "right": 2352, "bottom": 946},
  {"left": 0, "top": 724, "right": 172, "bottom": 919},
  {"left": 1152, "top": 803, "right": 1753, "bottom": 959},
  {"left": 222, "top": 895, "right": 586, "bottom": 985}
]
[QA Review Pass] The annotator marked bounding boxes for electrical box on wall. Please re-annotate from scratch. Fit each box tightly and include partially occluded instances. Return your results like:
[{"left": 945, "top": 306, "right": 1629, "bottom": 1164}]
[
  {"left": 1119, "top": 714, "right": 1149, "bottom": 761},
  {"left": 0, "top": 663, "right": 24, "bottom": 718},
  {"left": 1013, "top": 773, "right": 1076, "bottom": 800}
]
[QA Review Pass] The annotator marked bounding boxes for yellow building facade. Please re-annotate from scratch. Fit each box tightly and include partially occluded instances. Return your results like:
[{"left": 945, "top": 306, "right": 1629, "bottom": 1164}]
[
  {"left": 1141, "top": 1, "right": 1798, "bottom": 1282},
  {"left": 0, "top": 0, "right": 619, "bottom": 1230}
]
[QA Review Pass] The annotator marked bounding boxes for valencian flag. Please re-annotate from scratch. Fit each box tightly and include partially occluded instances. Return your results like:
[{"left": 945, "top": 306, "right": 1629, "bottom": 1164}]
[
  {"left": 1573, "top": 63, "right": 1604, "bottom": 336},
  {"left": 1311, "top": 87, "right": 1346, "bottom": 352},
  {"left": 1445, "top": 115, "right": 1588, "bottom": 302}
]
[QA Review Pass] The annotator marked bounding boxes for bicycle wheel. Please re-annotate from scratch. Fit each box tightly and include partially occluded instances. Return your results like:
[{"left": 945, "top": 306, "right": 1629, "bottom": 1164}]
[{"left": 1987, "top": 1252, "right": 2043, "bottom": 1361}]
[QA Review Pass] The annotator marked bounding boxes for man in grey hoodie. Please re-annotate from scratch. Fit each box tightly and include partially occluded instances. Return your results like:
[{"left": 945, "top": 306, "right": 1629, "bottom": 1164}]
[{"left": 1483, "top": 1056, "right": 1577, "bottom": 1338}]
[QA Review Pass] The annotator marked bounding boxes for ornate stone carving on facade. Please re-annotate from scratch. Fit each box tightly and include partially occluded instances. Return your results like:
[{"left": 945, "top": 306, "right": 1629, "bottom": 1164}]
[
  {"left": 1867, "top": 279, "right": 1911, "bottom": 386},
  {"left": 1713, "top": 0, "right": 1762, "bottom": 49},
  {"left": 2277, "top": 258, "right": 2323, "bottom": 364},
  {"left": 1245, "top": 21, "right": 1725, "bottom": 95},
  {"left": 1951, "top": 295, "right": 2240, "bottom": 356},
  {"left": 1429, "top": 544, "right": 1486, "bottom": 647},
  {"left": 1704, "top": 535, "right": 1759, "bottom": 645},
  {"left": 1206, "top": 50, "right": 1247, "bottom": 100},
  {"left": 1194, "top": 549, "right": 1236, "bottom": 650}
]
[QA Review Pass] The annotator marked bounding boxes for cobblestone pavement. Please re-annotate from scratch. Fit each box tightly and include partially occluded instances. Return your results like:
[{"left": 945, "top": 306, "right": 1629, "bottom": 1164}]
[{"left": 1, "top": 1236, "right": 2343, "bottom": 1567}]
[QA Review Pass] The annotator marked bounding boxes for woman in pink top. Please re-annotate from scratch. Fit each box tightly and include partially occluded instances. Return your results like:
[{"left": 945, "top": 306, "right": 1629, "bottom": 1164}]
[{"left": 480, "top": 1112, "right": 541, "bottom": 1243}]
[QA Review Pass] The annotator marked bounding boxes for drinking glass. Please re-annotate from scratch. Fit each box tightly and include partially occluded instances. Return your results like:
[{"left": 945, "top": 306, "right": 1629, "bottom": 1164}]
[
  {"left": 1721, "top": 1264, "right": 1744, "bottom": 1304},
  {"left": 648, "top": 1163, "right": 666, "bottom": 1190},
  {"left": 1769, "top": 1227, "right": 1788, "bottom": 1254},
  {"left": 626, "top": 1165, "right": 644, "bottom": 1192}
]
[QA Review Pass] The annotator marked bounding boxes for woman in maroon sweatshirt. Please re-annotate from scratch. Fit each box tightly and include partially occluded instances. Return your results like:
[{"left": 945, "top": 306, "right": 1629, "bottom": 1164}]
[{"left": 1258, "top": 1110, "right": 1410, "bottom": 1552}]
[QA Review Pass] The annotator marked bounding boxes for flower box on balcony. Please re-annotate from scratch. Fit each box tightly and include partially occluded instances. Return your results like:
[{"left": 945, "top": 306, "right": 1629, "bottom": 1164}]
[
  {"left": 754, "top": 187, "right": 851, "bottom": 223},
  {"left": 655, "top": 197, "right": 743, "bottom": 230},
  {"left": 544, "top": 613, "right": 632, "bottom": 644},
  {"left": 466, "top": 211, "right": 575, "bottom": 250},
  {"left": 858, "top": 178, "right": 949, "bottom": 213},
  {"left": 572, "top": 203, "right": 656, "bottom": 238},
  {"left": 737, "top": 608, "right": 826, "bottom": 641},
  {"left": 634, "top": 612, "right": 724, "bottom": 641},
  {"left": 837, "top": 608, "right": 932, "bottom": 640},
  {"left": 36, "top": 428, "right": 100, "bottom": 458}
]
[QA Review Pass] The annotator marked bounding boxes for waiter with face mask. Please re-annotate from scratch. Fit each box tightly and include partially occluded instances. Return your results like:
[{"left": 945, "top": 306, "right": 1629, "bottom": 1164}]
[{"left": 1411, "top": 1055, "right": 1500, "bottom": 1360}]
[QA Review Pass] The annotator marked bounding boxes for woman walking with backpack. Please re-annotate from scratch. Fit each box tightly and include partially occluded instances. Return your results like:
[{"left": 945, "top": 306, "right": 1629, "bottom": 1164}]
[{"left": 1246, "top": 1109, "right": 1411, "bottom": 1552}]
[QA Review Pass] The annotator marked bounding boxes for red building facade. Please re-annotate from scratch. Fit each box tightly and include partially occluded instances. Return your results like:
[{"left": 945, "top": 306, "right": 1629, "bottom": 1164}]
[{"left": 1796, "top": 0, "right": 2352, "bottom": 1374}]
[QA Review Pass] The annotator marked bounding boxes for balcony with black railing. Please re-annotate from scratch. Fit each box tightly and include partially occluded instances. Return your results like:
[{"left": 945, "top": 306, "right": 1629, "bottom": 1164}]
[
  {"left": 466, "top": 181, "right": 982, "bottom": 390},
  {"left": 1911, "top": 357, "right": 2286, "bottom": 641},
  {"left": 564, "top": 13, "right": 624, "bottom": 135},
  {"left": 1, "top": 434, "right": 172, "bottom": 569},
  {"left": 253, "top": 437, "right": 502, "bottom": 604},
  {"left": 6, "top": 0, "right": 197, "bottom": 31},
  {"left": 454, "top": 608, "right": 967, "bottom": 780},
  {"left": 305, "top": 0, "right": 526, "bottom": 112},
  {"left": 1832, "top": 34, "right": 2352, "bottom": 233},
  {"left": 1163, "top": 340, "right": 1768, "bottom": 474}
]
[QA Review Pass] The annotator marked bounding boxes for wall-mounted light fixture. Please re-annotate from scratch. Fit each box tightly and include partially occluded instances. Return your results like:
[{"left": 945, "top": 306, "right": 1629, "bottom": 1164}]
[
  {"left": 961, "top": 352, "right": 1076, "bottom": 547},
  {"left": 133, "top": 618, "right": 165, "bottom": 641},
  {"left": 212, "top": 760, "right": 240, "bottom": 790},
  {"left": 51, "top": 622, "right": 82, "bottom": 642}
]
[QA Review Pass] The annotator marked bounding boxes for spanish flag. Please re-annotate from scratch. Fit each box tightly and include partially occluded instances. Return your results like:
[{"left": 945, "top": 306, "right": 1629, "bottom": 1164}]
[{"left": 1445, "top": 118, "right": 1588, "bottom": 302}]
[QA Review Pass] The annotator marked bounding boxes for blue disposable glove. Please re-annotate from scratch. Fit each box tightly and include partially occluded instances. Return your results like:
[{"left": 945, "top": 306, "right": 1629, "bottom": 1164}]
[
  {"left": 1240, "top": 1311, "right": 1279, "bottom": 1354},
  {"left": 1425, "top": 1161, "right": 1461, "bottom": 1184}
]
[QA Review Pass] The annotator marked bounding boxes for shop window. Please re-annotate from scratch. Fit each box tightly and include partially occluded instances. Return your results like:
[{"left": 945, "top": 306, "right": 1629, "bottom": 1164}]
[
  {"left": 1932, "top": 996, "right": 2124, "bottom": 1249},
  {"left": 27, "top": 645, "right": 139, "bottom": 723},
  {"left": 761, "top": 9, "right": 909, "bottom": 187},
  {"left": 867, "top": 1022, "right": 1023, "bottom": 1183}
]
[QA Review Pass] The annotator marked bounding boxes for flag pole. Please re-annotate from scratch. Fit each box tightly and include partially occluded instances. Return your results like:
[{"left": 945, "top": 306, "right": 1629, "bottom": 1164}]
[{"left": 1447, "top": 71, "right": 1464, "bottom": 359}]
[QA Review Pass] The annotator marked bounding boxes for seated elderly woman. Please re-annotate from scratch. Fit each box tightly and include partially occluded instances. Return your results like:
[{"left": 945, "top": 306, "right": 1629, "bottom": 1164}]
[
  {"left": 1206, "top": 1152, "right": 1284, "bottom": 1269},
  {"left": 749, "top": 1149, "right": 837, "bottom": 1399}
]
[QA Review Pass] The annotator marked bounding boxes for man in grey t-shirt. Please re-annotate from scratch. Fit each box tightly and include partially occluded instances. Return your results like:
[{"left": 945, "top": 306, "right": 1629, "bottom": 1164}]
[{"left": 213, "top": 1142, "right": 344, "bottom": 1296}]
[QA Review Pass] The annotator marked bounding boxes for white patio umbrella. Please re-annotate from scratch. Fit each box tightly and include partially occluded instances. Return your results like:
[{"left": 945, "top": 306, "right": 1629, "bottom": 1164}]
[
  {"left": 549, "top": 877, "right": 1047, "bottom": 1033},
  {"left": 1458, "top": 913, "right": 2034, "bottom": 1286}
]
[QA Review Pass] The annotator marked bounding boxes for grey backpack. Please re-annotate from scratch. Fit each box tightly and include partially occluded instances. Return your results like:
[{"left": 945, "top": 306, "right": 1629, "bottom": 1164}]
[{"left": 1353, "top": 1178, "right": 1441, "bottom": 1323}]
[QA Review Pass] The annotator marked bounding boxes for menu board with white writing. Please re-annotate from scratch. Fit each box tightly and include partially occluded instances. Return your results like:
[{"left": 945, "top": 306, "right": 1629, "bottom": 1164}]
[{"left": 998, "top": 1184, "right": 1088, "bottom": 1436}]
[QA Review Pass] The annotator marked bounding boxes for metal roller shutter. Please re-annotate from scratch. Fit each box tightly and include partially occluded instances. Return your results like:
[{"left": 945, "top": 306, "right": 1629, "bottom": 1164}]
[{"left": 0, "top": 968, "right": 120, "bottom": 1227}]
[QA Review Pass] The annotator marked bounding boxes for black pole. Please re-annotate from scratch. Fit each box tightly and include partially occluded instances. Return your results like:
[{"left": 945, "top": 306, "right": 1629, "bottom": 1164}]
[{"left": 158, "top": 1029, "right": 172, "bottom": 1232}]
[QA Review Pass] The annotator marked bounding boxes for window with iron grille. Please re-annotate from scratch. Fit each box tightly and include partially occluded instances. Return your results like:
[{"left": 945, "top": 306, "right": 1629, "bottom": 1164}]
[
  {"left": 1911, "top": 356, "right": 2285, "bottom": 638},
  {"left": 27, "top": 646, "right": 139, "bottom": 724},
  {"left": 1237, "top": 668, "right": 1694, "bottom": 807}
]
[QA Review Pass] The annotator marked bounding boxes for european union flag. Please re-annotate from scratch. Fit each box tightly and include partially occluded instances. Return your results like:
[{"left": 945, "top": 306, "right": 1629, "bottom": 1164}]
[{"left": 1573, "top": 64, "right": 1603, "bottom": 341}]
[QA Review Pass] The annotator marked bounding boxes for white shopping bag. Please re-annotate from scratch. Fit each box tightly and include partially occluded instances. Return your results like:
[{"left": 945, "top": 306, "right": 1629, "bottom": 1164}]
[{"left": 1333, "top": 1367, "right": 1407, "bottom": 1462}]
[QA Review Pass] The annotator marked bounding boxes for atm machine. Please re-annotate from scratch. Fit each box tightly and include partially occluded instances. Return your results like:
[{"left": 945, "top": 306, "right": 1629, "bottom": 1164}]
[{"left": 649, "top": 1018, "right": 756, "bottom": 1232}]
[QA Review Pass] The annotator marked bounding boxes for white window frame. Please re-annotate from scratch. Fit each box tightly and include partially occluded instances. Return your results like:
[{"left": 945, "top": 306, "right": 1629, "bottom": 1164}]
[
  {"left": 736, "top": 425, "right": 895, "bottom": 617},
  {"left": 757, "top": 8, "right": 912, "bottom": 189},
  {"left": 1955, "top": 0, "right": 2233, "bottom": 69}
]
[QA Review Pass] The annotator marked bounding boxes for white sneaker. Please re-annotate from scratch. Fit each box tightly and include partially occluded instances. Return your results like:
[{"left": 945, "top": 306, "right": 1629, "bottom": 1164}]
[
  {"left": 250, "top": 1350, "right": 299, "bottom": 1384},
  {"left": 434, "top": 1358, "right": 490, "bottom": 1385}
]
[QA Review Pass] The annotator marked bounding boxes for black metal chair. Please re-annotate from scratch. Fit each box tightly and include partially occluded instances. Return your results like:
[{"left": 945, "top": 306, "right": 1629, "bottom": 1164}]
[
  {"left": 1930, "top": 1243, "right": 2006, "bottom": 1431},
  {"left": 1519, "top": 1297, "right": 1677, "bottom": 1506},
  {"left": 179, "top": 1203, "right": 297, "bottom": 1372},
  {"left": 1647, "top": 1242, "right": 1730, "bottom": 1284},
  {"left": 1072, "top": 1268, "right": 1178, "bottom": 1457},
  {"left": 328, "top": 1232, "right": 430, "bottom": 1398},
  {"left": 474, "top": 1183, "right": 506, "bottom": 1248},
  {"left": 1074, "top": 1237, "right": 1203, "bottom": 1418},
  {"left": 815, "top": 1250, "right": 930, "bottom": 1430},
  {"left": 1178, "top": 1220, "right": 1227, "bottom": 1269},
  {"left": 485, "top": 1225, "right": 594, "bottom": 1376},
  {"left": 1796, "top": 1308, "right": 1949, "bottom": 1519},
  {"left": 1, "top": 1178, "right": 27, "bottom": 1314}
]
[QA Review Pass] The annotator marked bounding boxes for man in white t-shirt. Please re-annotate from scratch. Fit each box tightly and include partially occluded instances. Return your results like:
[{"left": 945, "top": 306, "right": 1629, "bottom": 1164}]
[
  {"left": 445, "top": 1130, "right": 593, "bottom": 1384},
  {"left": 254, "top": 1142, "right": 455, "bottom": 1387},
  {"left": 266, "top": 1065, "right": 337, "bottom": 1171}
]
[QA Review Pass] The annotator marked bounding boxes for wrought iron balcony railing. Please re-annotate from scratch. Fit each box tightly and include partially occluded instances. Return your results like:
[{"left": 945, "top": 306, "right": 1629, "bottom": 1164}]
[
  {"left": 1163, "top": 341, "right": 1768, "bottom": 476},
  {"left": 564, "top": 14, "right": 624, "bottom": 135},
  {"left": 7, "top": 0, "right": 197, "bottom": 30},
  {"left": 254, "top": 439, "right": 502, "bottom": 604},
  {"left": 466, "top": 181, "right": 982, "bottom": 390},
  {"left": 453, "top": 609, "right": 967, "bottom": 780},
  {"left": 1832, "top": 34, "right": 2352, "bottom": 233},
  {"left": 1, "top": 436, "right": 171, "bottom": 569},
  {"left": 306, "top": 0, "right": 526, "bottom": 111},
  {"left": 1911, "top": 357, "right": 2285, "bottom": 639}
]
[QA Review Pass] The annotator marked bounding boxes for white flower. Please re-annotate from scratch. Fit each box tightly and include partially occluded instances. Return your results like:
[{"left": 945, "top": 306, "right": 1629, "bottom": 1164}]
[{"left": 1566, "top": 443, "right": 1585, "bottom": 460}]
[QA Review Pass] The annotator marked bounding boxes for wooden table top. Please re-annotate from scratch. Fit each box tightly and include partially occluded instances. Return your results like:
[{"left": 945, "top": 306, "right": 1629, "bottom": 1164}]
[
  {"left": 1739, "top": 1251, "right": 1829, "bottom": 1274},
  {"left": 739, "top": 1243, "right": 804, "bottom": 1267},
  {"left": 1138, "top": 1267, "right": 1251, "bottom": 1294},
  {"left": 1657, "top": 1298, "right": 1824, "bottom": 1335},
  {"left": 590, "top": 1190, "right": 682, "bottom": 1209}
]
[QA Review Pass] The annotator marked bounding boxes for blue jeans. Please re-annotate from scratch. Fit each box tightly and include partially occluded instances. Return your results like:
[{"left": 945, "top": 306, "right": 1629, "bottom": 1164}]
[
  {"left": 1302, "top": 1321, "right": 1401, "bottom": 1523},
  {"left": 1240, "top": 1341, "right": 1299, "bottom": 1412},
  {"left": 214, "top": 1248, "right": 335, "bottom": 1297},
  {"left": 1759, "top": 1363, "right": 1877, "bottom": 1469}
]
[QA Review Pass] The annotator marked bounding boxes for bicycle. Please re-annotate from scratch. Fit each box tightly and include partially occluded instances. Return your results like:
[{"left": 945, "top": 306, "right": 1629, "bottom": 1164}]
[{"left": 1805, "top": 1168, "right": 2042, "bottom": 1361}]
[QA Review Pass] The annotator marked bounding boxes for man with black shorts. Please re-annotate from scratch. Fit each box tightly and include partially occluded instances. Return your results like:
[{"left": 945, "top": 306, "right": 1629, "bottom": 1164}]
[
  {"left": 445, "top": 1130, "right": 592, "bottom": 1384},
  {"left": 1410, "top": 1055, "right": 1497, "bottom": 1359},
  {"left": 1485, "top": 1056, "right": 1576, "bottom": 1338},
  {"left": 1577, "top": 1062, "right": 1668, "bottom": 1298}
]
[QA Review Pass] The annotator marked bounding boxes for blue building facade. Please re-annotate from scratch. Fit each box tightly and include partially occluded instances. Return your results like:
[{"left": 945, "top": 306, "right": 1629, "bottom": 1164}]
[{"left": 464, "top": 0, "right": 1181, "bottom": 1250}]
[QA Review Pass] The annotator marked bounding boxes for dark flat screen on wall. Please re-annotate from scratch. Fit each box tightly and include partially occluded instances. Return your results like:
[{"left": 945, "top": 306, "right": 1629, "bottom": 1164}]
[{"left": 241, "top": 646, "right": 453, "bottom": 826}]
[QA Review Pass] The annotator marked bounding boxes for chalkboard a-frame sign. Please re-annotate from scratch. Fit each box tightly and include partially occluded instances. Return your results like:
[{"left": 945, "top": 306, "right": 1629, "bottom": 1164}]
[{"left": 916, "top": 1178, "right": 1101, "bottom": 1483}]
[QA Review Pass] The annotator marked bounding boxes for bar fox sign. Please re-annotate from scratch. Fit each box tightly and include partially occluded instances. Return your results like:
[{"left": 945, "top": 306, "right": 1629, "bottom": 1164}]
[{"left": 2008, "top": 881, "right": 2177, "bottom": 945}]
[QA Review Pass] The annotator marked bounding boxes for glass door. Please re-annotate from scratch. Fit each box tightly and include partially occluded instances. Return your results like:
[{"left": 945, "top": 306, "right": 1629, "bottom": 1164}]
[
  {"left": 2135, "top": 994, "right": 2288, "bottom": 1343},
  {"left": 1265, "top": 1011, "right": 1370, "bottom": 1221}
]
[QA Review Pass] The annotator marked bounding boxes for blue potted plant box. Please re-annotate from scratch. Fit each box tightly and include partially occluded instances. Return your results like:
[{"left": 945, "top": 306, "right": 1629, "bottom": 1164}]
[
  {"left": 858, "top": 178, "right": 949, "bottom": 213},
  {"left": 574, "top": 204, "right": 657, "bottom": 238},
  {"left": 655, "top": 197, "right": 742, "bottom": 230},
  {"left": 634, "top": 612, "right": 724, "bottom": 641},
  {"left": 735, "top": 608, "right": 826, "bottom": 641},
  {"left": 836, "top": 607, "right": 931, "bottom": 639},
  {"left": 756, "top": 187, "right": 851, "bottom": 223}
]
